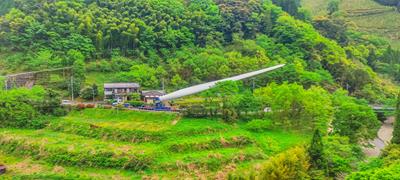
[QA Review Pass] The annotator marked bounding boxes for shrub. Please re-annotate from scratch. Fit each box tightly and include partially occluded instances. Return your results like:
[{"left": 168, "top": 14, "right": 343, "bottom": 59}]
[
  {"left": 85, "top": 104, "right": 95, "bottom": 108},
  {"left": 245, "top": 119, "right": 272, "bottom": 132},
  {"left": 0, "top": 133, "right": 153, "bottom": 171},
  {"left": 75, "top": 104, "right": 86, "bottom": 110},
  {"left": 168, "top": 136, "right": 253, "bottom": 153},
  {"left": 103, "top": 105, "right": 112, "bottom": 109},
  {"left": 228, "top": 147, "right": 311, "bottom": 179},
  {"left": 0, "top": 87, "right": 63, "bottom": 128},
  {"left": 47, "top": 120, "right": 165, "bottom": 143},
  {"left": 128, "top": 100, "right": 145, "bottom": 107},
  {"left": 52, "top": 107, "right": 68, "bottom": 116},
  {"left": 80, "top": 87, "right": 95, "bottom": 100},
  {"left": 258, "top": 146, "right": 311, "bottom": 179}
]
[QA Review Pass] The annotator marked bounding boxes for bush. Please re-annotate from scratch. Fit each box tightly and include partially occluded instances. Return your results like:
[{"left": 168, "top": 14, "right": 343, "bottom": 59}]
[
  {"left": 85, "top": 104, "right": 95, "bottom": 108},
  {"left": 0, "top": 87, "right": 63, "bottom": 128},
  {"left": 245, "top": 119, "right": 273, "bottom": 132},
  {"left": 128, "top": 100, "right": 145, "bottom": 107},
  {"left": 0, "top": 133, "right": 153, "bottom": 171},
  {"left": 103, "top": 105, "right": 112, "bottom": 109},
  {"left": 229, "top": 146, "right": 311, "bottom": 179},
  {"left": 28, "top": 116, "right": 51, "bottom": 129},
  {"left": 52, "top": 107, "right": 68, "bottom": 116},
  {"left": 76, "top": 104, "right": 86, "bottom": 110},
  {"left": 80, "top": 87, "right": 95, "bottom": 100},
  {"left": 168, "top": 136, "right": 253, "bottom": 153},
  {"left": 258, "top": 147, "right": 310, "bottom": 179},
  {"left": 47, "top": 120, "right": 165, "bottom": 143}
]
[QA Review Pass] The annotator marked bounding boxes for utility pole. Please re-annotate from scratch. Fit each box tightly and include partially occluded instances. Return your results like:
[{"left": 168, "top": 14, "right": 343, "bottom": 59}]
[
  {"left": 71, "top": 76, "right": 74, "bottom": 103},
  {"left": 162, "top": 78, "right": 165, "bottom": 91},
  {"left": 3, "top": 77, "right": 7, "bottom": 91},
  {"left": 92, "top": 87, "right": 95, "bottom": 104}
]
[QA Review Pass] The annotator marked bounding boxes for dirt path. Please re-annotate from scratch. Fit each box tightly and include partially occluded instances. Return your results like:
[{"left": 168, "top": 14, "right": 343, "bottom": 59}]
[
  {"left": 171, "top": 115, "right": 182, "bottom": 125},
  {"left": 363, "top": 117, "right": 394, "bottom": 157}
]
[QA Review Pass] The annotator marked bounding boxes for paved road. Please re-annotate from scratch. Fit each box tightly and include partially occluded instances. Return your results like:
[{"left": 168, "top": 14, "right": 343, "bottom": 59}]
[{"left": 363, "top": 117, "right": 394, "bottom": 157}]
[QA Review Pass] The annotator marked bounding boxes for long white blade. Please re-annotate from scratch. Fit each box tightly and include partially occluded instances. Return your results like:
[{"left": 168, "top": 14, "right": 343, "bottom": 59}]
[{"left": 159, "top": 64, "right": 285, "bottom": 101}]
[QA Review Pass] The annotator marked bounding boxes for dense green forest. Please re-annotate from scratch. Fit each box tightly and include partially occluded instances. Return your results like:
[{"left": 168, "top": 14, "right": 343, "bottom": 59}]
[{"left": 1, "top": 0, "right": 400, "bottom": 179}]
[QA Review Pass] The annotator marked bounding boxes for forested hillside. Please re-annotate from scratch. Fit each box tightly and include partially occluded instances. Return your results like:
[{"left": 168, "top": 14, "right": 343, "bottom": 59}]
[
  {"left": 0, "top": 0, "right": 397, "bottom": 102},
  {"left": 303, "top": 0, "right": 400, "bottom": 49},
  {"left": 1, "top": 0, "right": 400, "bottom": 179}
]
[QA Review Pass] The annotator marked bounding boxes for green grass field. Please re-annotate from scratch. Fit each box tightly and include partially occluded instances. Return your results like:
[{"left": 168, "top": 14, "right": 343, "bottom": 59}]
[
  {"left": 302, "top": 0, "right": 400, "bottom": 49},
  {"left": 0, "top": 109, "right": 310, "bottom": 178}
]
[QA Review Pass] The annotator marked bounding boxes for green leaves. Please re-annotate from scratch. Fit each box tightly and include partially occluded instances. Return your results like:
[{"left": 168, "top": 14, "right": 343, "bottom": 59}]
[
  {"left": 0, "top": 86, "right": 62, "bottom": 128},
  {"left": 254, "top": 83, "right": 333, "bottom": 130},
  {"left": 332, "top": 90, "right": 380, "bottom": 143}
]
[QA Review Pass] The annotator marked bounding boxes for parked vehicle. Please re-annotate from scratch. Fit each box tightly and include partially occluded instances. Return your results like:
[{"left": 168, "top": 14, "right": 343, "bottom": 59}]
[{"left": 61, "top": 100, "right": 72, "bottom": 105}]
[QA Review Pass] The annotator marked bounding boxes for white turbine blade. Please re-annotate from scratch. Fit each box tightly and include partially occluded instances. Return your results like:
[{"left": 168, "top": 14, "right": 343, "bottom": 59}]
[{"left": 159, "top": 64, "right": 285, "bottom": 101}]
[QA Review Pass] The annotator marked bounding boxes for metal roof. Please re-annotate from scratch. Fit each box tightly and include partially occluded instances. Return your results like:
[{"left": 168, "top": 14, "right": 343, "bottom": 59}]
[{"left": 104, "top": 83, "right": 140, "bottom": 88}]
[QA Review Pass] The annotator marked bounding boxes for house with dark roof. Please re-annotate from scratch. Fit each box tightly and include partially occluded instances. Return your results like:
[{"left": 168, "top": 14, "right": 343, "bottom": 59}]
[
  {"left": 104, "top": 83, "right": 140, "bottom": 102},
  {"left": 141, "top": 90, "right": 166, "bottom": 104}
]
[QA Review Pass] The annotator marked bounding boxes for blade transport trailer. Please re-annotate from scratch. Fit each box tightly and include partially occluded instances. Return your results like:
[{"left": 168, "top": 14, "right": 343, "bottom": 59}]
[{"left": 154, "top": 64, "right": 285, "bottom": 111}]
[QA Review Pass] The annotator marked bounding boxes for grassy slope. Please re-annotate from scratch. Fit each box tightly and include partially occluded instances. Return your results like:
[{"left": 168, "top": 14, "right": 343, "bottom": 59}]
[
  {"left": 0, "top": 150, "right": 141, "bottom": 179},
  {"left": 302, "top": 0, "right": 400, "bottom": 49},
  {"left": 0, "top": 109, "right": 310, "bottom": 178}
]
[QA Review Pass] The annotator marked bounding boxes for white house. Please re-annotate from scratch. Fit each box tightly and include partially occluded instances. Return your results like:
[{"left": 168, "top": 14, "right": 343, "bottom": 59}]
[{"left": 104, "top": 83, "right": 140, "bottom": 102}]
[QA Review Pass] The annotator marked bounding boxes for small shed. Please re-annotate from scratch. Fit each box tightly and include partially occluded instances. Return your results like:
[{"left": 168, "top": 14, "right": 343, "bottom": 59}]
[{"left": 141, "top": 90, "right": 166, "bottom": 104}]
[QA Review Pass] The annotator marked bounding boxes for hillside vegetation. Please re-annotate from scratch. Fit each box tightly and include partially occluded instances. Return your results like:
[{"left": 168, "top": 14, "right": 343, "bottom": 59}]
[
  {"left": 1, "top": 0, "right": 400, "bottom": 179},
  {"left": 0, "top": 0, "right": 14, "bottom": 15},
  {"left": 303, "top": 0, "right": 400, "bottom": 49},
  {"left": 0, "top": 0, "right": 397, "bottom": 103},
  {"left": 0, "top": 109, "right": 309, "bottom": 178}
]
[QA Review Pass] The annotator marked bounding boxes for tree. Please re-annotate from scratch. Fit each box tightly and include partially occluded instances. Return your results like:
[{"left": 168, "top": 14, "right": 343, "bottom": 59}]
[
  {"left": 115, "top": 64, "right": 159, "bottom": 88},
  {"left": 213, "top": 81, "right": 241, "bottom": 123},
  {"left": 92, "top": 84, "right": 98, "bottom": 97},
  {"left": 259, "top": 147, "right": 310, "bottom": 180},
  {"left": 0, "top": 86, "right": 62, "bottom": 128},
  {"left": 170, "top": 74, "right": 187, "bottom": 89},
  {"left": 324, "top": 135, "right": 364, "bottom": 177},
  {"left": 272, "top": 0, "right": 302, "bottom": 17},
  {"left": 80, "top": 86, "right": 95, "bottom": 100},
  {"left": 308, "top": 129, "right": 325, "bottom": 170},
  {"left": 327, "top": 0, "right": 340, "bottom": 15},
  {"left": 130, "top": 93, "right": 141, "bottom": 101},
  {"left": 392, "top": 92, "right": 400, "bottom": 144},
  {"left": 332, "top": 90, "right": 380, "bottom": 143},
  {"left": 72, "top": 58, "right": 86, "bottom": 97},
  {"left": 254, "top": 83, "right": 333, "bottom": 130},
  {"left": 238, "top": 91, "right": 261, "bottom": 117}
]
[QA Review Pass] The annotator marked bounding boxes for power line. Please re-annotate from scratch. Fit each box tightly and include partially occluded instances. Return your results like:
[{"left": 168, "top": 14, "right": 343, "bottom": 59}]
[{"left": 4, "top": 67, "right": 72, "bottom": 78}]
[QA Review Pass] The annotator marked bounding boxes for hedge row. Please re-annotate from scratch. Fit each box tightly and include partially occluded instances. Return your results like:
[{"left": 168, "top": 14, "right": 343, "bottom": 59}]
[
  {"left": 171, "top": 126, "right": 228, "bottom": 137},
  {"left": 47, "top": 120, "right": 165, "bottom": 143},
  {"left": 157, "top": 148, "right": 265, "bottom": 171},
  {"left": 0, "top": 134, "right": 153, "bottom": 171},
  {"left": 168, "top": 136, "right": 253, "bottom": 153},
  {"left": 47, "top": 119, "right": 230, "bottom": 144}
]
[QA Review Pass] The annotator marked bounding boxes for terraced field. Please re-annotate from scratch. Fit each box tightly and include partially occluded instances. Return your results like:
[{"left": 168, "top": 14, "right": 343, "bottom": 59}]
[
  {"left": 302, "top": 0, "right": 400, "bottom": 49},
  {"left": 0, "top": 109, "right": 310, "bottom": 178}
]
